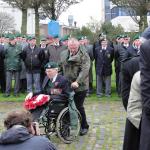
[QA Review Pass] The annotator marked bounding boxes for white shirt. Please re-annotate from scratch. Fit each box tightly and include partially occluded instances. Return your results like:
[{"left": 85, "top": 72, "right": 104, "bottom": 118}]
[{"left": 52, "top": 74, "right": 58, "bottom": 83}]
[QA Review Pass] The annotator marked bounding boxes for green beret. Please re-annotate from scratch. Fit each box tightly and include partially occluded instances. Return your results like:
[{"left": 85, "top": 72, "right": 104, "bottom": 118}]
[
  {"left": 44, "top": 62, "right": 58, "bottom": 70},
  {"left": 40, "top": 37, "right": 47, "bottom": 41},
  {"left": 116, "top": 35, "right": 120, "bottom": 39},
  {"left": 28, "top": 36, "right": 36, "bottom": 41},
  {"left": 5, "top": 34, "right": 10, "bottom": 38},
  {"left": 77, "top": 36, "right": 85, "bottom": 41},
  {"left": 22, "top": 35, "right": 27, "bottom": 38},
  {"left": 9, "top": 35, "right": 15, "bottom": 40},
  {"left": 133, "top": 34, "right": 140, "bottom": 41},
  {"left": 122, "top": 35, "right": 129, "bottom": 38},
  {"left": 15, "top": 33, "right": 21, "bottom": 37},
  {"left": 60, "top": 35, "right": 69, "bottom": 42}
]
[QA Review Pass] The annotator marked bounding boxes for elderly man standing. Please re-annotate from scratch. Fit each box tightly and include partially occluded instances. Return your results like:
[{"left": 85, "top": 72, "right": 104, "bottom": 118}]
[
  {"left": 21, "top": 36, "right": 45, "bottom": 93},
  {"left": 94, "top": 39, "right": 114, "bottom": 98},
  {"left": 4, "top": 35, "right": 22, "bottom": 97},
  {"left": 60, "top": 38, "right": 90, "bottom": 136}
]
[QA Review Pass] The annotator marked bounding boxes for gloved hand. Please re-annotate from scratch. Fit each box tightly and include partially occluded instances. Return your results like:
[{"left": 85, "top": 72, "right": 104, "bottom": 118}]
[{"left": 25, "top": 92, "right": 33, "bottom": 101}]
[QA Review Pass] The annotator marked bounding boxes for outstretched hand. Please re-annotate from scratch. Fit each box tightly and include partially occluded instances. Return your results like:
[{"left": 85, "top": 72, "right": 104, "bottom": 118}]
[{"left": 25, "top": 92, "right": 33, "bottom": 101}]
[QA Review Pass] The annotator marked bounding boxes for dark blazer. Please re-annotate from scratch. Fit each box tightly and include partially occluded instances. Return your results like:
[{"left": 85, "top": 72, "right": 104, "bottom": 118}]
[
  {"left": 119, "top": 45, "right": 131, "bottom": 62},
  {"left": 94, "top": 44, "right": 114, "bottom": 76},
  {"left": 121, "top": 56, "right": 139, "bottom": 110},
  {"left": 39, "top": 74, "right": 70, "bottom": 100}
]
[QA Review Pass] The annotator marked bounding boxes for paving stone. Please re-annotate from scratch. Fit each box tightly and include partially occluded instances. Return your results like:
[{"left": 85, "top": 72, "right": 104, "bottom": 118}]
[{"left": 0, "top": 101, "right": 126, "bottom": 150}]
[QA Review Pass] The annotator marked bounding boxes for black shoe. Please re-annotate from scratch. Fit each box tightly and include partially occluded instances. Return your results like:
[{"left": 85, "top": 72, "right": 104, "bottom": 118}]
[
  {"left": 3, "top": 94, "right": 10, "bottom": 97},
  {"left": 79, "top": 128, "right": 89, "bottom": 136}
]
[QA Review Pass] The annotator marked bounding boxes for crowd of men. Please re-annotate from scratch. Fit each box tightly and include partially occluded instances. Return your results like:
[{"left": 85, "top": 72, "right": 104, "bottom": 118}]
[
  {"left": 0, "top": 32, "right": 141, "bottom": 98},
  {"left": 0, "top": 33, "right": 92, "bottom": 96},
  {"left": 0, "top": 30, "right": 146, "bottom": 149}
]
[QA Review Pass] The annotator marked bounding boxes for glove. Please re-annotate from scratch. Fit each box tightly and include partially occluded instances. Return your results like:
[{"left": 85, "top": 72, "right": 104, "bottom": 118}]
[{"left": 25, "top": 92, "right": 33, "bottom": 101}]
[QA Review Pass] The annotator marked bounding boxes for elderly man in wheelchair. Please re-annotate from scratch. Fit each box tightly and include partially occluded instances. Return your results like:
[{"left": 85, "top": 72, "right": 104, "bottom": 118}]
[{"left": 24, "top": 62, "right": 81, "bottom": 143}]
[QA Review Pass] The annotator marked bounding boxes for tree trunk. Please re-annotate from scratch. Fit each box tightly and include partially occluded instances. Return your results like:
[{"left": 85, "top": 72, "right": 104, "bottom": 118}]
[
  {"left": 34, "top": 7, "right": 40, "bottom": 44},
  {"left": 51, "top": 1, "right": 56, "bottom": 20},
  {"left": 21, "top": 8, "right": 27, "bottom": 35},
  {"left": 139, "top": 15, "right": 148, "bottom": 32}
]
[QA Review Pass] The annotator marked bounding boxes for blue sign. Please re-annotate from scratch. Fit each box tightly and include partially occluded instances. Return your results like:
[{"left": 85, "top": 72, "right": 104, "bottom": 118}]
[{"left": 48, "top": 20, "right": 60, "bottom": 37}]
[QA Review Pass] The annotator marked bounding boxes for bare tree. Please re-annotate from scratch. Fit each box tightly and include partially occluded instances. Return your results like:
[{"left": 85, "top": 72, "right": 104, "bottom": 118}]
[
  {"left": 111, "top": 0, "right": 149, "bottom": 31},
  {"left": 0, "top": 12, "right": 15, "bottom": 35},
  {"left": 41, "top": 0, "right": 83, "bottom": 20},
  {"left": 29, "top": 0, "right": 46, "bottom": 44},
  {"left": 2, "top": 0, "right": 29, "bottom": 34}
]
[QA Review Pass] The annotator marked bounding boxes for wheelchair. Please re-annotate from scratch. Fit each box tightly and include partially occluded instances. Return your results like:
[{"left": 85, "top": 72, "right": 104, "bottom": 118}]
[{"left": 37, "top": 98, "right": 81, "bottom": 144}]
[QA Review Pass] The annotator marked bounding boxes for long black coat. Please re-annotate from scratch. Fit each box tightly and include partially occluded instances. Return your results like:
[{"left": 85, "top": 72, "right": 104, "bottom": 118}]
[
  {"left": 139, "top": 40, "right": 150, "bottom": 150},
  {"left": 121, "top": 56, "right": 140, "bottom": 110},
  {"left": 94, "top": 44, "right": 114, "bottom": 76},
  {"left": 121, "top": 56, "right": 140, "bottom": 150}
]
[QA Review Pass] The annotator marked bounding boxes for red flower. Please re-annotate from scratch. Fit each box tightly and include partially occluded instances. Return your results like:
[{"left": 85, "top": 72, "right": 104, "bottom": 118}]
[{"left": 23, "top": 94, "right": 50, "bottom": 110}]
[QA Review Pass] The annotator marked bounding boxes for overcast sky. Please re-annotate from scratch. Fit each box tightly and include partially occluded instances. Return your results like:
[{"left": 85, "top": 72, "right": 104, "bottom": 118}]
[{"left": 58, "top": 0, "right": 102, "bottom": 27}]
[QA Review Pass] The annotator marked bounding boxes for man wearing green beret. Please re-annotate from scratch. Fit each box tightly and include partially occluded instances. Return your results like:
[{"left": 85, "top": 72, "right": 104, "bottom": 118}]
[
  {"left": 3, "top": 35, "right": 22, "bottom": 97},
  {"left": 126, "top": 35, "right": 141, "bottom": 58},
  {"left": 15, "top": 33, "right": 22, "bottom": 44},
  {"left": 47, "top": 34, "right": 66, "bottom": 63},
  {"left": 60, "top": 35, "right": 69, "bottom": 47},
  {"left": 25, "top": 61, "right": 70, "bottom": 120},
  {"left": 21, "top": 36, "right": 45, "bottom": 94}
]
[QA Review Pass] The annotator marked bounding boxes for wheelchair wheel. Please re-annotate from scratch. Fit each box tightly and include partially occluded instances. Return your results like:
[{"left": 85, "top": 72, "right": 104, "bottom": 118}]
[{"left": 56, "top": 107, "right": 81, "bottom": 144}]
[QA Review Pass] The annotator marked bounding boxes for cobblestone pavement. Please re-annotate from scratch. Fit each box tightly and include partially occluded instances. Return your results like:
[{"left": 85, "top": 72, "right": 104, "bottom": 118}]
[{"left": 0, "top": 100, "right": 126, "bottom": 150}]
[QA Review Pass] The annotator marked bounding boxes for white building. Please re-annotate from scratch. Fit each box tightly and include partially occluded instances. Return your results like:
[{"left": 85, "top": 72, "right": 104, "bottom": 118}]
[
  {"left": 101, "top": 0, "right": 150, "bottom": 32},
  {"left": 0, "top": 0, "right": 36, "bottom": 34},
  {"left": 0, "top": 0, "right": 77, "bottom": 36}
]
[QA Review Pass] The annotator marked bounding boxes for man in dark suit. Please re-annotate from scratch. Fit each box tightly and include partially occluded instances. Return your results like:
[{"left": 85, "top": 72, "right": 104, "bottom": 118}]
[
  {"left": 139, "top": 27, "right": 150, "bottom": 150},
  {"left": 94, "top": 39, "right": 114, "bottom": 97}
]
